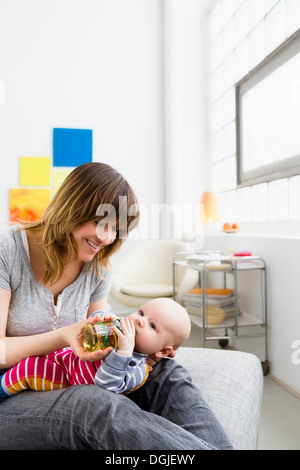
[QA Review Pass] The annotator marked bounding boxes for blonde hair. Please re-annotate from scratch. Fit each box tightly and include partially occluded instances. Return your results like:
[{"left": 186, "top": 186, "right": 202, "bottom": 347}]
[{"left": 22, "top": 162, "right": 139, "bottom": 285}]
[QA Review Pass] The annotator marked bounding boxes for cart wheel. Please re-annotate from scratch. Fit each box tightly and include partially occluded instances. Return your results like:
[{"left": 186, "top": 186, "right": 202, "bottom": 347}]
[
  {"left": 219, "top": 339, "right": 229, "bottom": 348},
  {"left": 262, "top": 360, "right": 270, "bottom": 376}
]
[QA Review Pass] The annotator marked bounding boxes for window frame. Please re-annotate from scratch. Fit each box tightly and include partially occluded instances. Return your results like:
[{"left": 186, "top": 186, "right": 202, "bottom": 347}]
[{"left": 236, "top": 29, "right": 300, "bottom": 188}]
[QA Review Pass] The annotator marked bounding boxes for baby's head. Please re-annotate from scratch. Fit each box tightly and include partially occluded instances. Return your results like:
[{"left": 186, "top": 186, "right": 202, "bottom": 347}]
[{"left": 127, "top": 298, "right": 191, "bottom": 358}]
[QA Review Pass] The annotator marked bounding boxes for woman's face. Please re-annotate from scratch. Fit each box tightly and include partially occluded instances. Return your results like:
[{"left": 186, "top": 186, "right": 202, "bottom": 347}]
[{"left": 72, "top": 220, "right": 117, "bottom": 262}]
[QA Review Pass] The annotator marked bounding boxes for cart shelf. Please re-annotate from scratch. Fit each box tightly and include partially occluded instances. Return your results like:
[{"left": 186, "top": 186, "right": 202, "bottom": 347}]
[{"left": 173, "top": 251, "right": 269, "bottom": 375}]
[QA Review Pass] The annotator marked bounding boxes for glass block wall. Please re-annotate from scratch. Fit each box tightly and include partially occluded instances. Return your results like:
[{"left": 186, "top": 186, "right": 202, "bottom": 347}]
[{"left": 209, "top": 0, "right": 300, "bottom": 224}]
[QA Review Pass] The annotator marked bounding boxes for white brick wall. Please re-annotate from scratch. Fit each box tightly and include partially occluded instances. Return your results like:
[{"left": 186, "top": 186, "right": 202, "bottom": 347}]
[{"left": 209, "top": 0, "right": 300, "bottom": 224}]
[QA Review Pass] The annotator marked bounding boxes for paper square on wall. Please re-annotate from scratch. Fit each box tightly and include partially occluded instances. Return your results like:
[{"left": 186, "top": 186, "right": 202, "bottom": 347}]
[
  {"left": 53, "top": 128, "right": 93, "bottom": 167},
  {"left": 9, "top": 188, "right": 51, "bottom": 222},
  {"left": 20, "top": 157, "right": 51, "bottom": 187},
  {"left": 52, "top": 169, "right": 72, "bottom": 195}
]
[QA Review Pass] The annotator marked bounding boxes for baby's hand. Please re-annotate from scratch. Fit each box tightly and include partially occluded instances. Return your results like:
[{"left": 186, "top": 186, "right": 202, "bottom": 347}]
[{"left": 113, "top": 318, "right": 135, "bottom": 357}]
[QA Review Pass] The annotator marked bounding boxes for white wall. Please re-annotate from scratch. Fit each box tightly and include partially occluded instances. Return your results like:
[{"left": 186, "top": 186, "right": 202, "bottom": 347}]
[
  {"left": 204, "top": 0, "right": 300, "bottom": 395},
  {"left": 163, "top": 0, "right": 212, "bottom": 207},
  {"left": 0, "top": 0, "right": 165, "bottom": 220},
  {"left": 209, "top": 0, "right": 300, "bottom": 229},
  {"left": 203, "top": 232, "right": 300, "bottom": 395},
  {"left": 0, "top": 0, "right": 211, "bottom": 226}
]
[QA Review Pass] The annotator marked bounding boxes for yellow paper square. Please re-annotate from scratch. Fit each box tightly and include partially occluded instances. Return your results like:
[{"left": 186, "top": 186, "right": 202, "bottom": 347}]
[
  {"left": 20, "top": 157, "right": 51, "bottom": 187},
  {"left": 52, "top": 169, "right": 72, "bottom": 195}
]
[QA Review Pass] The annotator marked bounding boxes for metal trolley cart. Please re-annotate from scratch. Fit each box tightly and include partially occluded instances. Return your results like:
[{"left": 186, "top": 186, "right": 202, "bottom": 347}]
[{"left": 172, "top": 251, "right": 269, "bottom": 375}]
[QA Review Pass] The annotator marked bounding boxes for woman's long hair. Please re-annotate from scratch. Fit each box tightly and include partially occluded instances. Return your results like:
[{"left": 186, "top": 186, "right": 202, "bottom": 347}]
[{"left": 22, "top": 162, "right": 139, "bottom": 285}]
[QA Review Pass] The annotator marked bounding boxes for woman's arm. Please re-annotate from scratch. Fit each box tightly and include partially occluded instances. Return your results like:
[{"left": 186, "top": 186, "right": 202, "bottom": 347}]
[
  {"left": 1, "top": 326, "right": 70, "bottom": 369},
  {"left": 1, "top": 318, "right": 112, "bottom": 370},
  {"left": 87, "top": 297, "right": 108, "bottom": 317},
  {"left": 0, "top": 288, "right": 112, "bottom": 369},
  {"left": 0, "top": 288, "right": 11, "bottom": 338}
]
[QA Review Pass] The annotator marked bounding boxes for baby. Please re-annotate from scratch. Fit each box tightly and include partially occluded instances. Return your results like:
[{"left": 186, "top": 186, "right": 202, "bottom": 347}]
[{"left": 0, "top": 298, "right": 191, "bottom": 400}]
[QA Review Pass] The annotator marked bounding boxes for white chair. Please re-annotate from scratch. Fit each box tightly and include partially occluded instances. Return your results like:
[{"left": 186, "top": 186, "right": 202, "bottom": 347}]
[{"left": 109, "top": 239, "right": 197, "bottom": 308}]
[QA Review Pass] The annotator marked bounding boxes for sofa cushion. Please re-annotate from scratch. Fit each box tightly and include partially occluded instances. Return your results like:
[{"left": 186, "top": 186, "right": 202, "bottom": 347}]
[{"left": 175, "top": 347, "right": 263, "bottom": 450}]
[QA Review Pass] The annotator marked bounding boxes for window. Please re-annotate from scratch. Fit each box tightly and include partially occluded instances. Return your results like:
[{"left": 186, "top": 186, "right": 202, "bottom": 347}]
[{"left": 236, "top": 29, "right": 300, "bottom": 187}]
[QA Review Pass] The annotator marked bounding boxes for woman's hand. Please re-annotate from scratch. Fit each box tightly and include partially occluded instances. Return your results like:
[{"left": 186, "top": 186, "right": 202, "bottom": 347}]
[
  {"left": 60, "top": 315, "right": 113, "bottom": 362},
  {"left": 91, "top": 312, "right": 117, "bottom": 322}
]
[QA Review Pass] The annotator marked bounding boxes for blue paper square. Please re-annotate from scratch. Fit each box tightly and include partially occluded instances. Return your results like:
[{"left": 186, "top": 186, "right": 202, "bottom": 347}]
[{"left": 53, "top": 128, "right": 93, "bottom": 167}]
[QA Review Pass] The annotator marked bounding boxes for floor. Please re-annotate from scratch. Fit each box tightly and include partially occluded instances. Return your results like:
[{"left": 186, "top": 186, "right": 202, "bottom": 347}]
[
  {"left": 185, "top": 321, "right": 300, "bottom": 450},
  {"left": 109, "top": 298, "right": 300, "bottom": 450},
  {"left": 258, "top": 375, "right": 300, "bottom": 450}
]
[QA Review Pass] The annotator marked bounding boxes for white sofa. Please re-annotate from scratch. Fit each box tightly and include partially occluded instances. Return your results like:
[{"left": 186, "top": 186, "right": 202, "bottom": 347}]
[{"left": 176, "top": 347, "right": 263, "bottom": 450}]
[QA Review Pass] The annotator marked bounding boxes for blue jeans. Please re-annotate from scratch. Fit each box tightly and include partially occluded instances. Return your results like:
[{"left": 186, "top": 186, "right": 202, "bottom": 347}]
[{"left": 0, "top": 358, "right": 233, "bottom": 450}]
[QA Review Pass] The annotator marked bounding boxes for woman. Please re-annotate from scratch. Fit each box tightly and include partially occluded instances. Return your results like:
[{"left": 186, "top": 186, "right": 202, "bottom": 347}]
[{"left": 0, "top": 162, "right": 233, "bottom": 450}]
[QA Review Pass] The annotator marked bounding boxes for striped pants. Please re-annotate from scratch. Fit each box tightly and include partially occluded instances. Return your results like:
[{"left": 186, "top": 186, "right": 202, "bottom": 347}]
[{"left": 1, "top": 348, "right": 102, "bottom": 397}]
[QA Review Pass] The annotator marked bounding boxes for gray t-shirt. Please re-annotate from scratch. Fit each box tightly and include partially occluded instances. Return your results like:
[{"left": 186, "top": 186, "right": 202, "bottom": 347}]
[{"left": 0, "top": 224, "right": 112, "bottom": 337}]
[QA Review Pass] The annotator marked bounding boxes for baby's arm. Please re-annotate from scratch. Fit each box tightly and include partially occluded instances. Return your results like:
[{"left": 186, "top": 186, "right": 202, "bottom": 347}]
[
  {"left": 94, "top": 318, "right": 149, "bottom": 393},
  {"left": 94, "top": 350, "right": 149, "bottom": 394}
]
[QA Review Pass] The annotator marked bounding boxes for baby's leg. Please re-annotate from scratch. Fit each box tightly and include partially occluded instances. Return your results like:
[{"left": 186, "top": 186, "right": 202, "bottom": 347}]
[{"left": 0, "top": 356, "right": 69, "bottom": 399}]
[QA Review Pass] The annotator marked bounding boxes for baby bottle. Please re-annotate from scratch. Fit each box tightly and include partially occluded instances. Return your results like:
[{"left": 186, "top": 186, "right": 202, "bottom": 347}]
[{"left": 81, "top": 310, "right": 122, "bottom": 352}]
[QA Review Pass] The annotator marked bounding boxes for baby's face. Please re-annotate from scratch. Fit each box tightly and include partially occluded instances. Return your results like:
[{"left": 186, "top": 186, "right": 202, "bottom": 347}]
[{"left": 127, "top": 299, "right": 176, "bottom": 355}]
